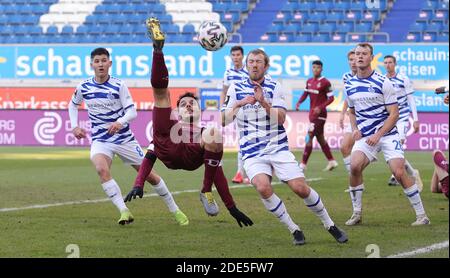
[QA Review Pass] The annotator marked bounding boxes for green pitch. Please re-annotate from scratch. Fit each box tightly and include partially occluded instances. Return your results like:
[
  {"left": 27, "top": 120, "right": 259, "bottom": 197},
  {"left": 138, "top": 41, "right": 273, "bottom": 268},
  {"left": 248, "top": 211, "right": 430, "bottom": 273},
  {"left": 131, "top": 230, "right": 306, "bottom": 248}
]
[{"left": 0, "top": 147, "right": 448, "bottom": 258}]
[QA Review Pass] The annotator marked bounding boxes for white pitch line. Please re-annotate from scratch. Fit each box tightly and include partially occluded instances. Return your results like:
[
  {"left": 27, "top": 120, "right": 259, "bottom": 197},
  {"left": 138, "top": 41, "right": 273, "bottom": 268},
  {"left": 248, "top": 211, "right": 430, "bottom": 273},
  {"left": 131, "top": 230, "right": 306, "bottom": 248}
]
[
  {"left": 0, "top": 178, "right": 324, "bottom": 213},
  {"left": 386, "top": 241, "right": 449, "bottom": 258}
]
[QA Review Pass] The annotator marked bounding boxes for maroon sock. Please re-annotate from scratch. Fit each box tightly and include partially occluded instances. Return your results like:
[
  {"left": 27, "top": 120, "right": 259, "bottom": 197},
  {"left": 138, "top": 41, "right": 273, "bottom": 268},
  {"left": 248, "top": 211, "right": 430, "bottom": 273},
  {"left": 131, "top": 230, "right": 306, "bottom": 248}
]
[
  {"left": 302, "top": 145, "right": 313, "bottom": 164},
  {"left": 134, "top": 151, "right": 157, "bottom": 187},
  {"left": 434, "top": 151, "right": 449, "bottom": 172},
  {"left": 202, "top": 150, "right": 223, "bottom": 193},
  {"left": 151, "top": 51, "right": 168, "bottom": 89},
  {"left": 214, "top": 166, "right": 236, "bottom": 209},
  {"left": 320, "top": 142, "right": 334, "bottom": 161}
]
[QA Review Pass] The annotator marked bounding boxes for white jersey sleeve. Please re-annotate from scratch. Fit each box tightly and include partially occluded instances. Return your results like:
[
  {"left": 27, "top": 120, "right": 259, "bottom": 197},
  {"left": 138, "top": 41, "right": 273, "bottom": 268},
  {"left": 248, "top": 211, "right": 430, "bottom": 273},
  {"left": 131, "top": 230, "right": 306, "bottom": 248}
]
[
  {"left": 71, "top": 85, "right": 83, "bottom": 105},
  {"left": 272, "top": 82, "right": 287, "bottom": 109},
  {"left": 221, "top": 83, "right": 237, "bottom": 112},
  {"left": 119, "top": 82, "right": 135, "bottom": 110},
  {"left": 404, "top": 75, "right": 414, "bottom": 95},
  {"left": 223, "top": 70, "right": 230, "bottom": 87},
  {"left": 382, "top": 78, "right": 398, "bottom": 105}
]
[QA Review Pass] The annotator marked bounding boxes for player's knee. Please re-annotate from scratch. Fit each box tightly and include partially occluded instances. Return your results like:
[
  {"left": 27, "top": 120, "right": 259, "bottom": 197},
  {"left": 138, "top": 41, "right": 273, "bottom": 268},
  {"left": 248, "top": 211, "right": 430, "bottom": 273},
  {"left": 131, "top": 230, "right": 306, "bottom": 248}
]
[
  {"left": 340, "top": 145, "right": 351, "bottom": 156},
  {"left": 95, "top": 165, "right": 110, "bottom": 179},
  {"left": 350, "top": 164, "right": 363, "bottom": 176},
  {"left": 392, "top": 167, "right": 405, "bottom": 181}
]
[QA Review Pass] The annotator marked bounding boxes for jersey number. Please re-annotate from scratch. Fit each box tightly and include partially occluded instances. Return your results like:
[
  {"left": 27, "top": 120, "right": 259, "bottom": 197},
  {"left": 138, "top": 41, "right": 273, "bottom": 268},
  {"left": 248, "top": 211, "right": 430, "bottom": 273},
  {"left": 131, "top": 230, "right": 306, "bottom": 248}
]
[
  {"left": 136, "top": 146, "right": 144, "bottom": 157},
  {"left": 392, "top": 140, "right": 402, "bottom": 151}
]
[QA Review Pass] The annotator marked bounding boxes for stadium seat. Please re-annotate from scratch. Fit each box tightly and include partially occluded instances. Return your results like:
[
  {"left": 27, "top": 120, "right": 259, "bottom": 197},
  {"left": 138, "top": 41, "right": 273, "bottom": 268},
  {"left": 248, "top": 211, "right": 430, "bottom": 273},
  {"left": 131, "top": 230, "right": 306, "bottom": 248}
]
[
  {"left": 283, "top": 23, "right": 299, "bottom": 34},
  {"left": 425, "top": 22, "right": 442, "bottom": 33},
  {"left": 331, "top": 33, "right": 345, "bottom": 42},
  {"left": 277, "top": 33, "right": 294, "bottom": 42},
  {"left": 294, "top": 33, "right": 312, "bottom": 42},
  {"left": 354, "top": 22, "right": 372, "bottom": 33},
  {"left": 319, "top": 23, "right": 336, "bottom": 33},
  {"left": 436, "top": 31, "right": 449, "bottom": 42},
  {"left": 410, "top": 22, "right": 425, "bottom": 33},
  {"left": 311, "top": 33, "right": 330, "bottom": 42},
  {"left": 422, "top": 32, "right": 436, "bottom": 42},
  {"left": 302, "top": 22, "right": 319, "bottom": 33},
  {"left": 326, "top": 11, "right": 344, "bottom": 22},
  {"left": 260, "top": 33, "right": 276, "bottom": 42}
]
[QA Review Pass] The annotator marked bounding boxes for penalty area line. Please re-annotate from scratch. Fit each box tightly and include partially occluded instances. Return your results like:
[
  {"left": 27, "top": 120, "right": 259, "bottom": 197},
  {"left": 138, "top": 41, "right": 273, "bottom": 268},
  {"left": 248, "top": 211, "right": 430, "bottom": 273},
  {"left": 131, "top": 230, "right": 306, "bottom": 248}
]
[{"left": 0, "top": 177, "right": 323, "bottom": 213}]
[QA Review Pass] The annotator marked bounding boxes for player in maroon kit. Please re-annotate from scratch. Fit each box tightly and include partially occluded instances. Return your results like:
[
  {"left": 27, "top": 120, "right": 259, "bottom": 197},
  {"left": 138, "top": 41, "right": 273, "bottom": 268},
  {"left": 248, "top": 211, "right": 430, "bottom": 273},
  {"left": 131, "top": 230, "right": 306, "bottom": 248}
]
[
  {"left": 124, "top": 17, "right": 253, "bottom": 228},
  {"left": 295, "top": 60, "right": 338, "bottom": 172}
]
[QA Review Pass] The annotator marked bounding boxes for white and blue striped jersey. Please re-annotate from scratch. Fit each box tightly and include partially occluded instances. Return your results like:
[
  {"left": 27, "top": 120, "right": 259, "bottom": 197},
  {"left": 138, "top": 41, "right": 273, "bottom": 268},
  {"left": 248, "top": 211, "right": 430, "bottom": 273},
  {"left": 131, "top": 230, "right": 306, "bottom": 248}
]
[
  {"left": 223, "top": 66, "right": 248, "bottom": 87},
  {"left": 342, "top": 71, "right": 354, "bottom": 84},
  {"left": 386, "top": 73, "right": 414, "bottom": 123},
  {"left": 344, "top": 71, "right": 398, "bottom": 138},
  {"left": 72, "top": 76, "right": 136, "bottom": 144},
  {"left": 222, "top": 78, "right": 288, "bottom": 160}
]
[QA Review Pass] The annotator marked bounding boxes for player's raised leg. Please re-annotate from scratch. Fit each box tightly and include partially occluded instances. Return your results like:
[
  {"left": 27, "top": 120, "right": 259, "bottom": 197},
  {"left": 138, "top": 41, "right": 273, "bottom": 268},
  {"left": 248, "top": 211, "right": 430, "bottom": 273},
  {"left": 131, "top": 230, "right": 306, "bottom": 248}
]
[
  {"left": 147, "top": 17, "right": 170, "bottom": 108},
  {"left": 91, "top": 153, "right": 133, "bottom": 225}
]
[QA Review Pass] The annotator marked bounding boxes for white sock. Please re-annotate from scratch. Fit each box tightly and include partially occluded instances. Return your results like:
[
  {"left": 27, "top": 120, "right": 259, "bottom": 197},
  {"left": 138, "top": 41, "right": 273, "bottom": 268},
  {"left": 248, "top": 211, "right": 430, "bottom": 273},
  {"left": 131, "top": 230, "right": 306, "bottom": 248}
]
[
  {"left": 343, "top": 156, "right": 351, "bottom": 174},
  {"left": 262, "top": 193, "right": 299, "bottom": 233},
  {"left": 404, "top": 159, "right": 415, "bottom": 176},
  {"left": 153, "top": 178, "right": 179, "bottom": 213},
  {"left": 303, "top": 188, "right": 334, "bottom": 229},
  {"left": 237, "top": 152, "right": 244, "bottom": 175},
  {"left": 348, "top": 184, "right": 364, "bottom": 213},
  {"left": 403, "top": 184, "right": 426, "bottom": 216},
  {"left": 102, "top": 179, "right": 127, "bottom": 213}
]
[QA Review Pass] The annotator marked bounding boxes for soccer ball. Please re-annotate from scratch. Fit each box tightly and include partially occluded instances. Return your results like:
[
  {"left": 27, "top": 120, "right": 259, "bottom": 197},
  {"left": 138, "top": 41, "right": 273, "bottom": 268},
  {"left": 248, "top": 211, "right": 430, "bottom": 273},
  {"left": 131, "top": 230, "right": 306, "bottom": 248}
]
[{"left": 197, "top": 21, "right": 228, "bottom": 51}]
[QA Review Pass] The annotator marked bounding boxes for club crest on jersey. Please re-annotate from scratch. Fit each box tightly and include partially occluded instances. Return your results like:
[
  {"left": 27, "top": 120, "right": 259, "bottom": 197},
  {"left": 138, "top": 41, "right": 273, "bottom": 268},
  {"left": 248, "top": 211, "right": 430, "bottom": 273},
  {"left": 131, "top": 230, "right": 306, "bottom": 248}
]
[
  {"left": 368, "top": 85, "right": 375, "bottom": 93},
  {"left": 107, "top": 91, "right": 115, "bottom": 100},
  {"left": 317, "top": 82, "right": 321, "bottom": 88}
]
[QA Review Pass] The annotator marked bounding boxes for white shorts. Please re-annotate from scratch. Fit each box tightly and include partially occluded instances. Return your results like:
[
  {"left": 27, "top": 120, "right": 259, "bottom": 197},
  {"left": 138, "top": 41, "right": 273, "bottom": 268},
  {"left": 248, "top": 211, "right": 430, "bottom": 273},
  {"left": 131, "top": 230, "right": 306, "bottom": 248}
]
[
  {"left": 396, "top": 121, "right": 409, "bottom": 141},
  {"left": 352, "top": 134, "right": 404, "bottom": 163},
  {"left": 91, "top": 139, "right": 145, "bottom": 165},
  {"left": 243, "top": 151, "right": 304, "bottom": 183}
]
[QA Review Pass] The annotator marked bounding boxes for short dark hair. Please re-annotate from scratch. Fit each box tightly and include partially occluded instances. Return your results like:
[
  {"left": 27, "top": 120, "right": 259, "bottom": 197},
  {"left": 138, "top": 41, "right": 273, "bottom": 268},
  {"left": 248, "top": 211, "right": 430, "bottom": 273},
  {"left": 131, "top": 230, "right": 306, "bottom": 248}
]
[
  {"left": 177, "top": 92, "right": 199, "bottom": 107},
  {"left": 384, "top": 55, "right": 397, "bottom": 64},
  {"left": 90, "top": 47, "right": 110, "bottom": 60},
  {"left": 347, "top": 49, "right": 355, "bottom": 58},
  {"left": 230, "top": 45, "right": 244, "bottom": 55},
  {"left": 312, "top": 60, "right": 323, "bottom": 67}
]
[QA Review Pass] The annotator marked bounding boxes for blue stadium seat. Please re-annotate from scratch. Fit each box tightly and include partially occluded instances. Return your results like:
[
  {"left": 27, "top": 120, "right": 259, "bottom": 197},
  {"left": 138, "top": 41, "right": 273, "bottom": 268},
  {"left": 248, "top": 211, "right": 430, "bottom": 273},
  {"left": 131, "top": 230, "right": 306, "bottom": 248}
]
[
  {"left": 283, "top": 23, "right": 299, "bottom": 34},
  {"left": 345, "top": 10, "right": 362, "bottom": 21},
  {"left": 330, "top": 33, "right": 345, "bottom": 42},
  {"left": 105, "top": 25, "right": 120, "bottom": 35},
  {"left": 315, "top": 1, "right": 332, "bottom": 11},
  {"left": 333, "top": 1, "right": 350, "bottom": 11},
  {"left": 19, "top": 5, "right": 34, "bottom": 15},
  {"left": 119, "top": 24, "right": 134, "bottom": 35},
  {"left": 326, "top": 11, "right": 344, "bottom": 22},
  {"left": 165, "top": 24, "right": 180, "bottom": 35},
  {"left": 297, "top": 1, "right": 315, "bottom": 11},
  {"left": 423, "top": 1, "right": 438, "bottom": 10},
  {"left": 281, "top": 2, "right": 298, "bottom": 12},
  {"left": 61, "top": 25, "right": 74, "bottom": 35},
  {"left": 409, "top": 22, "right": 425, "bottom": 32},
  {"left": 182, "top": 24, "right": 195, "bottom": 34},
  {"left": 277, "top": 33, "right": 294, "bottom": 42},
  {"left": 46, "top": 25, "right": 58, "bottom": 35},
  {"left": 311, "top": 33, "right": 330, "bottom": 42},
  {"left": 417, "top": 10, "right": 432, "bottom": 21},
  {"left": 349, "top": 1, "right": 366, "bottom": 10},
  {"left": 308, "top": 11, "right": 326, "bottom": 22},
  {"left": 113, "top": 14, "right": 129, "bottom": 24},
  {"left": 319, "top": 22, "right": 336, "bottom": 33},
  {"left": 33, "top": 5, "right": 48, "bottom": 15},
  {"left": 435, "top": 10, "right": 449, "bottom": 21},
  {"left": 436, "top": 31, "right": 449, "bottom": 42},
  {"left": 290, "top": 12, "right": 308, "bottom": 24},
  {"left": 153, "top": 4, "right": 166, "bottom": 14},
  {"left": 294, "top": 33, "right": 312, "bottom": 42},
  {"left": 425, "top": 22, "right": 442, "bottom": 33},
  {"left": 222, "top": 21, "right": 233, "bottom": 32},
  {"left": 259, "top": 33, "right": 276, "bottom": 43},
  {"left": 354, "top": 22, "right": 372, "bottom": 33},
  {"left": 302, "top": 22, "right": 319, "bottom": 33},
  {"left": 274, "top": 12, "right": 291, "bottom": 24},
  {"left": 422, "top": 32, "right": 436, "bottom": 42},
  {"left": 76, "top": 25, "right": 89, "bottom": 35}
]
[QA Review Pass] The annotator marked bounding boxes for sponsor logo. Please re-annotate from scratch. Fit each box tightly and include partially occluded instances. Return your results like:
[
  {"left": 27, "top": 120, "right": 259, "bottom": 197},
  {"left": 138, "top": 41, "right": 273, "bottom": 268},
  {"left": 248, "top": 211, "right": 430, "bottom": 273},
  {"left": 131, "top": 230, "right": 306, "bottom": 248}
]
[{"left": 33, "top": 112, "right": 62, "bottom": 145}]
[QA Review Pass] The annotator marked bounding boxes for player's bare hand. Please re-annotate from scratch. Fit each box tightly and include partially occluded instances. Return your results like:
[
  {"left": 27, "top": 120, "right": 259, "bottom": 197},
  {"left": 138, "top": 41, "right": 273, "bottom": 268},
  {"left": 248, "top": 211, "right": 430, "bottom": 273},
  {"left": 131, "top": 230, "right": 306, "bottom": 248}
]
[
  {"left": 238, "top": 96, "right": 256, "bottom": 107},
  {"left": 228, "top": 206, "right": 253, "bottom": 228},
  {"left": 72, "top": 127, "right": 87, "bottom": 139},
  {"left": 352, "top": 130, "right": 362, "bottom": 141},
  {"left": 124, "top": 186, "right": 144, "bottom": 202},
  {"left": 445, "top": 94, "right": 449, "bottom": 105},
  {"left": 413, "top": 121, "right": 419, "bottom": 133},
  {"left": 252, "top": 82, "right": 264, "bottom": 102},
  {"left": 366, "top": 134, "right": 380, "bottom": 146},
  {"left": 107, "top": 121, "right": 123, "bottom": 135}
]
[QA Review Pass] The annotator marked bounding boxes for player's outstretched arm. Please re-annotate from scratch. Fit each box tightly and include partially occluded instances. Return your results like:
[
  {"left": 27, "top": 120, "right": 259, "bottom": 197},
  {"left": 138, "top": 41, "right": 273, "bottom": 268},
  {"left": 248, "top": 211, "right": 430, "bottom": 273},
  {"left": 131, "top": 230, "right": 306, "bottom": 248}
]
[{"left": 228, "top": 206, "right": 254, "bottom": 227}]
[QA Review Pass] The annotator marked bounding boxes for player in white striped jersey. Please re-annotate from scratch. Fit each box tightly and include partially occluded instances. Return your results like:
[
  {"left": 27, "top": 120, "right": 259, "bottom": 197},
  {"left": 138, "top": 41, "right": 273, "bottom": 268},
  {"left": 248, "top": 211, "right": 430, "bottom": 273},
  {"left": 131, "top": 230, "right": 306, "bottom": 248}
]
[
  {"left": 222, "top": 49, "right": 348, "bottom": 245},
  {"left": 339, "top": 50, "right": 357, "bottom": 176},
  {"left": 69, "top": 48, "right": 187, "bottom": 225},
  {"left": 221, "top": 46, "right": 250, "bottom": 185},
  {"left": 383, "top": 55, "right": 423, "bottom": 191},
  {"left": 344, "top": 43, "right": 429, "bottom": 226}
]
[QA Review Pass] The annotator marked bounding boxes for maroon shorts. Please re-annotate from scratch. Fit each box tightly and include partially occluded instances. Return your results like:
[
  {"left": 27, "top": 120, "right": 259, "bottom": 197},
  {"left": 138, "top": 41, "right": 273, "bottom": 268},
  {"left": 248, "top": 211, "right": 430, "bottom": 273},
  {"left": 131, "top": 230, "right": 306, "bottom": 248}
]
[
  {"left": 309, "top": 118, "right": 325, "bottom": 136},
  {"left": 152, "top": 107, "right": 204, "bottom": 171}
]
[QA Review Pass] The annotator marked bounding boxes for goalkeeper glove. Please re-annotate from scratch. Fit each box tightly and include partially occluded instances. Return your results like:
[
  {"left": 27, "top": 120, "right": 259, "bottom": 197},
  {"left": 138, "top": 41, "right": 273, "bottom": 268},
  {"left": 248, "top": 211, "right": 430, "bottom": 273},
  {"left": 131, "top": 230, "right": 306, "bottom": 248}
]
[
  {"left": 228, "top": 206, "right": 253, "bottom": 227},
  {"left": 124, "top": 186, "right": 144, "bottom": 202}
]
